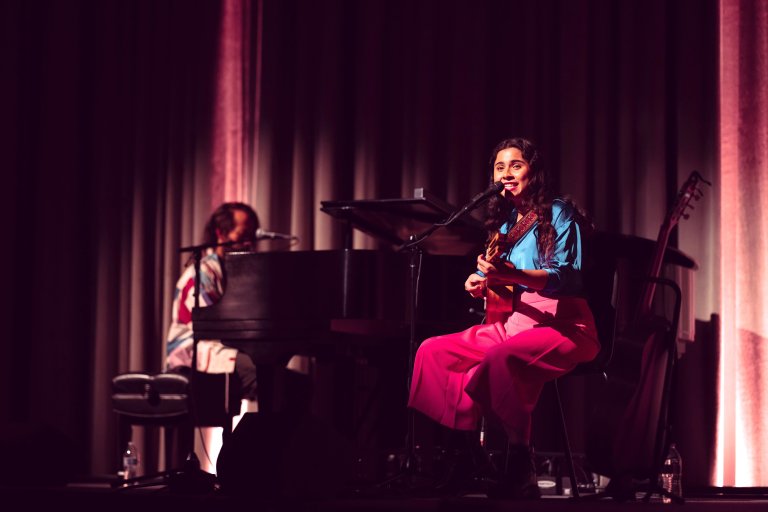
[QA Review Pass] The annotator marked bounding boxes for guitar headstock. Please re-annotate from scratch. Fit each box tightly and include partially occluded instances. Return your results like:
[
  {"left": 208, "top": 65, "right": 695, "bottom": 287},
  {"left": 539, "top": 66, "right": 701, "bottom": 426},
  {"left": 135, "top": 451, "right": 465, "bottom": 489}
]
[
  {"left": 641, "top": 171, "right": 711, "bottom": 317},
  {"left": 665, "top": 170, "right": 712, "bottom": 229}
]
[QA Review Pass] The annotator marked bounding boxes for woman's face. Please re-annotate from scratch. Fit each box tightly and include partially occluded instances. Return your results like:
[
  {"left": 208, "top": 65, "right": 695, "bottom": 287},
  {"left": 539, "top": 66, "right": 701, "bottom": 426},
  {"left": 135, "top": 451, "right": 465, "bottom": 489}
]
[
  {"left": 493, "top": 147, "right": 531, "bottom": 201},
  {"left": 217, "top": 209, "right": 256, "bottom": 253}
]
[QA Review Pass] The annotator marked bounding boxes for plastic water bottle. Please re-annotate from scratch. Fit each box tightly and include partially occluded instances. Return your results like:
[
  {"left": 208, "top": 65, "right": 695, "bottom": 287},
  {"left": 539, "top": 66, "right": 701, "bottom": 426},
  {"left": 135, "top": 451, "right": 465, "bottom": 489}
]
[
  {"left": 122, "top": 441, "right": 139, "bottom": 480},
  {"left": 660, "top": 443, "right": 682, "bottom": 503}
]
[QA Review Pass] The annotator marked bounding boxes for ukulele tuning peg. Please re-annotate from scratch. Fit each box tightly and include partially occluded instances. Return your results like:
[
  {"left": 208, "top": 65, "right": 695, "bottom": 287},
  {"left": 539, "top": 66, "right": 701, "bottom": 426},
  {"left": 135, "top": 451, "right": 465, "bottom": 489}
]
[{"left": 683, "top": 213, "right": 690, "bottom": 220}]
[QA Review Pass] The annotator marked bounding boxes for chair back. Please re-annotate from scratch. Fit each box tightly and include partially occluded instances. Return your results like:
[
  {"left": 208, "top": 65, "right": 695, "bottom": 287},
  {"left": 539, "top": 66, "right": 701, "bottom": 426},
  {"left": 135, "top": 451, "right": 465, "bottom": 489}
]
[{"left": 576, "top": 245, "right": 621, "bottom": 375}]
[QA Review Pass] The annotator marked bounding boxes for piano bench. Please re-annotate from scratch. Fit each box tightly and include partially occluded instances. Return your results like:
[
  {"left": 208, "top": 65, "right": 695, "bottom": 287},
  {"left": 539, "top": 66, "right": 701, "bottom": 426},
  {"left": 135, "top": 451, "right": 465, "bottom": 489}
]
[{"left": 111, "top": 372, "right": 192, "bottom": 473}]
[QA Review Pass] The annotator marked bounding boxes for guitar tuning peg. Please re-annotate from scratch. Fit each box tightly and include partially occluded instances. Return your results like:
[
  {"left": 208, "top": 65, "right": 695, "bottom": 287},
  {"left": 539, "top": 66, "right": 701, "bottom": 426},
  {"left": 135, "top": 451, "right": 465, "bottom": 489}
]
[
  {"left": 687, "top": 204, "right": 695, "bottom": 210},
  {"left": 683, "top": 213, "right": 690, "bottom": 220}
]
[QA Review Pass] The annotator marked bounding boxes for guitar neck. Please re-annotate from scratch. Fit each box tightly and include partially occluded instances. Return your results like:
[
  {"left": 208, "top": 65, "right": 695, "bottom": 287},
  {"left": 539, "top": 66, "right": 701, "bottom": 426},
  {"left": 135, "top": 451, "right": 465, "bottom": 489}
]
[{"left": 638, "top": 222, "right": 673, "bottom": 318}]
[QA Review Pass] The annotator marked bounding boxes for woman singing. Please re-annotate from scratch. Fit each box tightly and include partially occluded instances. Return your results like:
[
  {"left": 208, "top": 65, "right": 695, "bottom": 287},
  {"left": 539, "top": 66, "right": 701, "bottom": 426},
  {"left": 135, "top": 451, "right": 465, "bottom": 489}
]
[{"left": 408, "top": 137, "right": 600, "bottom": 499}]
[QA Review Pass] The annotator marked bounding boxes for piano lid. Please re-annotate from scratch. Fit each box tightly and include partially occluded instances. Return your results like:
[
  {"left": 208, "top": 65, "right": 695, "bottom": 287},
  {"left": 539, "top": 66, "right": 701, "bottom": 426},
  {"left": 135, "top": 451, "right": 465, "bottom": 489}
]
[{"left": 320, "top": 188, "right": 486, "bottom": 256}]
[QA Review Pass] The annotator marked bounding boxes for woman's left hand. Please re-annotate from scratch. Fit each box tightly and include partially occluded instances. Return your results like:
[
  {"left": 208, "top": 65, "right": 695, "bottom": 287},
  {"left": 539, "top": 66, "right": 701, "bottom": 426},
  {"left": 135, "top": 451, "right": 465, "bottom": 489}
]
[{"left": 476, "top": 253, "right": 497, "bottom": 275}]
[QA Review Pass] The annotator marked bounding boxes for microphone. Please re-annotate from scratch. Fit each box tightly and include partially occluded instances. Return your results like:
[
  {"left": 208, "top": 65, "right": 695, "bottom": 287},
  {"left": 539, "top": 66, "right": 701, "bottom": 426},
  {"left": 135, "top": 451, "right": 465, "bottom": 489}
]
[
  {"left": 442, "top": 181, "right": 504, "bottom": 225},
  {"left": 255, "top": 228, "right": 298, "bottom": 241}
]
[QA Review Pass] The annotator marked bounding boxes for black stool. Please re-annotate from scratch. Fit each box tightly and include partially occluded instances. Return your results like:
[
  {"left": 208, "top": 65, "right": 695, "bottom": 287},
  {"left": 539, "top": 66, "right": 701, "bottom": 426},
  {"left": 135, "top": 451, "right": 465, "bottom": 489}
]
[{"left": 111, "top": 372, "right": 192, "bottom": 472}]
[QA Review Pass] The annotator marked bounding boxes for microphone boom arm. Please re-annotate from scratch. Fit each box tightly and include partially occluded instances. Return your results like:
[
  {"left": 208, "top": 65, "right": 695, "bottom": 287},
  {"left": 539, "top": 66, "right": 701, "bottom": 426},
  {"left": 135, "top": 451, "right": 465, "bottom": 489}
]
[{"left": 401, "top": 181, "right": 502, "bottom": 250}]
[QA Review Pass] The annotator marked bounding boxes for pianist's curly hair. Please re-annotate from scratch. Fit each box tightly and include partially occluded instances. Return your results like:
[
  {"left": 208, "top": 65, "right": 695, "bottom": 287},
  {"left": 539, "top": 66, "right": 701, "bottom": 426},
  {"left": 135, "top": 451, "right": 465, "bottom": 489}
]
[
  {"left": 484, "top": 137, "right": 592, "bottom": 264},
  {"left": 203, "top": 202, "right": 260, "bottom": 245}
]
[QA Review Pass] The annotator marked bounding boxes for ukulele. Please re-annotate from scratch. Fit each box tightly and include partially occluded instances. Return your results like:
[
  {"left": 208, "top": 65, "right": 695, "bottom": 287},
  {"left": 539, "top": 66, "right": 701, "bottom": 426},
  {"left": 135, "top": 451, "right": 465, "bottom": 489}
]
[
  {"left": 483, "top": 211, "right": 539, "bottom": 324},
  {"left": 484, "top": 231, "right": 516, "bottom": 324}
]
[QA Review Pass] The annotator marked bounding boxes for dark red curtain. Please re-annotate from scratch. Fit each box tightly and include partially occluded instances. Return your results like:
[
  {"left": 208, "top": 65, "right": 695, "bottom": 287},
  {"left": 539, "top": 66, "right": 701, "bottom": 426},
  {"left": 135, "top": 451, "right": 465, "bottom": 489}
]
[
  {"left": 1, "top": 0, "right": 723, "bottom": 483},
  {"left": 0, "top": 0, "right": 223, "bottom": 477},
  {"left": 717, "top": 0, "right": 768, "bottom": 487},
  {"left": 251, "top": 0, "right": 717, "bottom": 261}
]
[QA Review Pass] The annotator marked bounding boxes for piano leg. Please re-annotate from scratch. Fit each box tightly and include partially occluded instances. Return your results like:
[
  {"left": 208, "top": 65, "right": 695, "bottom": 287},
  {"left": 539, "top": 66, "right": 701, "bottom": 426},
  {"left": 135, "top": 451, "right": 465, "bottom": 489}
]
[{"left": 255, "top": 364, "right": 275, "bottom": 414}]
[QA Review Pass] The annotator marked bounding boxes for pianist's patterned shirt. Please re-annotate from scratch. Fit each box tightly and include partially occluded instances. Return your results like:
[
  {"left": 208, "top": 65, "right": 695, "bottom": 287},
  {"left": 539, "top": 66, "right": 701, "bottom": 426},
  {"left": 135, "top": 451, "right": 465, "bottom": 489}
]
[{"left": 165, "top": 250, "right": 237, "bottom": 373}]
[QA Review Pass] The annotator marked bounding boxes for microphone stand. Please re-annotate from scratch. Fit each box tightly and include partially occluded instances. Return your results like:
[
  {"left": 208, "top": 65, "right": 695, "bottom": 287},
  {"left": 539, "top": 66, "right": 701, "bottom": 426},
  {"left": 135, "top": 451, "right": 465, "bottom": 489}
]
[
  {"left": 178, "top": 240, "right": 242, "bottom": 412},
  {"left": 374, "top": 196, "right": 488, "bottom": 495},
  {"left": 132, "top": 240, "right": 241, "bottom": 492}
]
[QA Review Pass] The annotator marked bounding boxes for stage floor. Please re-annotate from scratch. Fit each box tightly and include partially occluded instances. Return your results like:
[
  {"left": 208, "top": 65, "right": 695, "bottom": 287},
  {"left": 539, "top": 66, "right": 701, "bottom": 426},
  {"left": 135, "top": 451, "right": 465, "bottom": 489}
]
[{"left": 2, "top": 480, "right": 767, "bottom": 512}]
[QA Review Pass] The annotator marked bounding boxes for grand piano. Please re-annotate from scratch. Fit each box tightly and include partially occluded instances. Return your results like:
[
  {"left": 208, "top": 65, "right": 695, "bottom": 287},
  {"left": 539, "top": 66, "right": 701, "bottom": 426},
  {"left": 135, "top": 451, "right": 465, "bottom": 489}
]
[{"left": 192, "top": 189, "right": 487, "bottom": 414}]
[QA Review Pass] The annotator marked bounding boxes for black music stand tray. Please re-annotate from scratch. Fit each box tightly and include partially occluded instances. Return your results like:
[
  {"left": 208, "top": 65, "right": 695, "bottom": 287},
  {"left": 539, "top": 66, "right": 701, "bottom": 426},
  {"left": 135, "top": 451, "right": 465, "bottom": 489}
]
[{"left": 321, "top": 187, "right": 485, "bottom": 255}]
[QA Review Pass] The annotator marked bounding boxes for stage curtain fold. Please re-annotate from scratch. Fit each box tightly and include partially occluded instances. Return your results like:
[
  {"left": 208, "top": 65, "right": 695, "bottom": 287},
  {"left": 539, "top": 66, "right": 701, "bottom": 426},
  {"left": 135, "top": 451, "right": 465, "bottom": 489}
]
[{"left": 717, "top": 0, "right": 768, "bottom": 487}]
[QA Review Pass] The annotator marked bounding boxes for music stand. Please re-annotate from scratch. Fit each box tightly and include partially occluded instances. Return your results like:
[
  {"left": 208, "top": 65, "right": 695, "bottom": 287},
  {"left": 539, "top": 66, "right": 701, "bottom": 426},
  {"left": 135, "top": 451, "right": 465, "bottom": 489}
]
[
  {"left": 321, "top": 188, "right": 486, "bottom": 492},
  {"left": 320, "top": 188, "right": 485, "bottom": 254}
]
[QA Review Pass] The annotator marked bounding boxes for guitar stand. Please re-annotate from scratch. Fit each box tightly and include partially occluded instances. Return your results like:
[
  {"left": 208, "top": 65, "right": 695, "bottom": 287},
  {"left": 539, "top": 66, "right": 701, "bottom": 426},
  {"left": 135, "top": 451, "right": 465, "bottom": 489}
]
[
  {"left": 640, "top": 481, "right": 685, "bottom": 504},
  {"left": 580, "top": 474, "right": 683, "bottom": 504}
]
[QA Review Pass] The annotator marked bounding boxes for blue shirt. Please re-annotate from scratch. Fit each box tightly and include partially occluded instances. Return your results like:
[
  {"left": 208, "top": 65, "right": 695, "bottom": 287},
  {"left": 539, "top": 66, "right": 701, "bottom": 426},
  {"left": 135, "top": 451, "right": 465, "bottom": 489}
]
[{"left": 483, "top": 199, "right": 584, "bottom": 296}]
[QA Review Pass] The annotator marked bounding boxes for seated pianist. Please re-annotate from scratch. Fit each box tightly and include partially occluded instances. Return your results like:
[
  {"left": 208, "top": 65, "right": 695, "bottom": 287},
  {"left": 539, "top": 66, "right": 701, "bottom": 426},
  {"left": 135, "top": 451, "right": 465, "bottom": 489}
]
[
  {"left": 165, "top": 201, "right": 313, "bottom": 471},
  {"left": 165, "top": 202, "right": 260, "bottom": 406}
]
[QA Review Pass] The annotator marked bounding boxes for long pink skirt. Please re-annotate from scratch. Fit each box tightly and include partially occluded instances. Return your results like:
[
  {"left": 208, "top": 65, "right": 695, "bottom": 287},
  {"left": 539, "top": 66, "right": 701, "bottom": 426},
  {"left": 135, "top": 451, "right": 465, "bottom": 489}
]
[{"left": 407, "top": 291, "right": 599, "bottom": 442}]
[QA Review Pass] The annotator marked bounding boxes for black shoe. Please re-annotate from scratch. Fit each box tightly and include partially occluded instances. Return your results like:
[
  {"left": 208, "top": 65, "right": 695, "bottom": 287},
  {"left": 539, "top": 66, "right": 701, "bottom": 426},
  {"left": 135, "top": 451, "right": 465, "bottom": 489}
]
[
  {"left": 417, "top": 446, "right": 496, "bottom": 498},
  {"left": 605, "top": 474, "right": 637, "bottom": 502},
  {"left": 486, "top": 444, "right": 541, "bottom": 500}
]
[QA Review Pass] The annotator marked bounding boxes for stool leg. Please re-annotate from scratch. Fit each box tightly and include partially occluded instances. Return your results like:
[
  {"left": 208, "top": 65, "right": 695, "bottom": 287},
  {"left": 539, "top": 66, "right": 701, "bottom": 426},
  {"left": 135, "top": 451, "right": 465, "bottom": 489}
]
[
  {"left": 554, "top": 379, "right": 580, "bottom": 499},
  {"left": 117, "top": 417, "right": 133, "bottom": 475},
  {"left": 164, "top": 425, "right": 176, "bottom": 471},
  {"left": 179, "top": 414, "right": 195, "bottom": 466}
]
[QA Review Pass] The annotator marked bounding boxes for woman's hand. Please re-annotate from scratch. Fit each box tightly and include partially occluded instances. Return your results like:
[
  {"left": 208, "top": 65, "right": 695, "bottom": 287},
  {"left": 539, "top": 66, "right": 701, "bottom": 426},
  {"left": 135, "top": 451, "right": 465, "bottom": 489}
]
[
  {"left": 477, "top": 253, "right": 516, "bottom": 276},
  {"left": 464, "top": 273, "right": 487, "bottom": 298},
  {"left": 475, "top": 252, "right": 550, "bottom": 291},
  {"left": 476, "top": 253, "right": 498, "bottom": 276}
]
